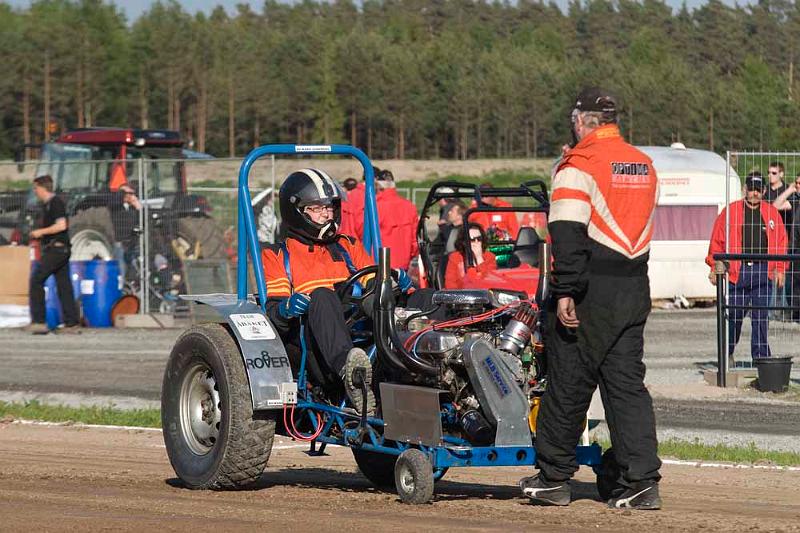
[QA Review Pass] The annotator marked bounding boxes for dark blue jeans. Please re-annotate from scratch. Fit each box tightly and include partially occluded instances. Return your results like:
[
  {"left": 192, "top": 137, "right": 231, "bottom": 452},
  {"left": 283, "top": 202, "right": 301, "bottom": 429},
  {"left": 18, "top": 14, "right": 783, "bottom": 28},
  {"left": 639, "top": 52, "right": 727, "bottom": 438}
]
[{"left": 728, "top": 262, "right": 772, "bottom": 359}]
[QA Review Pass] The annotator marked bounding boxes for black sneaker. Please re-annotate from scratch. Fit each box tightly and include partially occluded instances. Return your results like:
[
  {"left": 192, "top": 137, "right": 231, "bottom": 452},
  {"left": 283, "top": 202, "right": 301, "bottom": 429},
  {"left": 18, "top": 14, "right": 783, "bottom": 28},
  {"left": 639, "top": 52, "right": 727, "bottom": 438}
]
[
  {"left": 608, "top": 482, "right": 662, "bottom": 510},
  {"left": 519, "top": 474, "right": 571, "bottom": 506},
  {"left": 340, "top": 348, "right": 375, "bottom": 416}
]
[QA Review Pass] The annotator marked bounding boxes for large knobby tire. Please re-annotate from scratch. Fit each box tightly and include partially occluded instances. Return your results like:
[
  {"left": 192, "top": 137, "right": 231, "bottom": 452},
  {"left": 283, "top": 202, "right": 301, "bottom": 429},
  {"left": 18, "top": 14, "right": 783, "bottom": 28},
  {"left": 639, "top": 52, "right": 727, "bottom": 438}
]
[
  {"left": 596, "top": 448, "right": 625, "bottom": 501},
  {"left": 394, "top": 449, "right": 434, "bottom": 504},
  {"left": 353, "top": 448, "right": 398, "bottom": 490},
  {"left": 161, "top": 323, "right": 276, "bottom": 489},
  {"left": 69, "top": 207, "right": 114, "bottom": 260},
  {"left": 176, "top": 217, "right": 226, "bottom": 259}
]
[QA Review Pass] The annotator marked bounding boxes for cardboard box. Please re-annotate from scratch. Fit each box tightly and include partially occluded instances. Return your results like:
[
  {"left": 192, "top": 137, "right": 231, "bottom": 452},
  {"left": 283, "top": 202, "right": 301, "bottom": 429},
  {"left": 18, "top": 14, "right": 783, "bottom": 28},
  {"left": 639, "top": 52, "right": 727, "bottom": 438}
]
[{"left": 0, "top": 245, "right": 31, "bottom": 304}]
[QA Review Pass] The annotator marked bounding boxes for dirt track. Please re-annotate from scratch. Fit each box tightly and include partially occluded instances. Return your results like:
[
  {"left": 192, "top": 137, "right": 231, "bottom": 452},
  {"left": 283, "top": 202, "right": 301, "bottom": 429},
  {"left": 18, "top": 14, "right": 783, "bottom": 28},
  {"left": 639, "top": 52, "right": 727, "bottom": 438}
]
[{"left": 1, "top": 423, "right": 799, "bottom": 532}]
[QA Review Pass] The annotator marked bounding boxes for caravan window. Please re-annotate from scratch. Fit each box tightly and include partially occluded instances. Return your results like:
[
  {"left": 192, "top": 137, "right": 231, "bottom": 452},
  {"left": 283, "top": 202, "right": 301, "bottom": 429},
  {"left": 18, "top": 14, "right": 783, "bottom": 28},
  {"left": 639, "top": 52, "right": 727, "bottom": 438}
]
[{"left": 652, "top": 205, "right": 718, "bottom": 241}]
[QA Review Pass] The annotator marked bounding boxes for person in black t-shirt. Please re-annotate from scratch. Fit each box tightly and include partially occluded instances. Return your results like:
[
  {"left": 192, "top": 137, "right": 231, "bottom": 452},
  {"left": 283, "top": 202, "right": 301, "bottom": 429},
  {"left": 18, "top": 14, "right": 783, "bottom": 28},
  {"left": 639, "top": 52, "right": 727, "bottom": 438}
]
[
  {"left": 27, "top": 175, "right": 80, "bottom": 334},
  {"left": 764, "top": 162, "right": 791, "bottom": 319},
  {"left": 773, "top": 174, "right": 800, "bottom": 321},
  {"left": 110, "top": 183, "right": 142, "bottom": 281}
]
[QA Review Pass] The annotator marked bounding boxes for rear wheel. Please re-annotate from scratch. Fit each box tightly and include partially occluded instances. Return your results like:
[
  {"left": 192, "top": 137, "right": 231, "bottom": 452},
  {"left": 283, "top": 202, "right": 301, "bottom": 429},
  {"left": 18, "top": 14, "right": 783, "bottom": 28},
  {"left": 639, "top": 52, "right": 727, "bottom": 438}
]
[
  {"left": 162, "top": 323, "right": 275, "bottom": 489},
  {"left": 175, "top": 217, "right": 226, "bottom": 260},
  {"left": 353, "top": 448, "right": 398, "bottom": 489},
  {"left": 69, "top": 207, "right": 114, "bottom": 260}
]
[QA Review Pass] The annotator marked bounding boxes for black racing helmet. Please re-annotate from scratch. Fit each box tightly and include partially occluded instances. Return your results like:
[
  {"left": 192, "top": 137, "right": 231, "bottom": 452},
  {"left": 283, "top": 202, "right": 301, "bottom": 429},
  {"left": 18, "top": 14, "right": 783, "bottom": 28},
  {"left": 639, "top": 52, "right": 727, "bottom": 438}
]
[{"left": 279, "top": 168, "right": 343, "bottom": 243}]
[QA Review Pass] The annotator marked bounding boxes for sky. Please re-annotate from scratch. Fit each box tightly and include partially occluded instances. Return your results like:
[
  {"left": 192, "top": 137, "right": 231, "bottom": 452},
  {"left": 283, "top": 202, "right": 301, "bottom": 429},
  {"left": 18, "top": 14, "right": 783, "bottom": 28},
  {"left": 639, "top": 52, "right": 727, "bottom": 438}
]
[{"left": 6, "top": 0, "right": 745, "bottom": 21}]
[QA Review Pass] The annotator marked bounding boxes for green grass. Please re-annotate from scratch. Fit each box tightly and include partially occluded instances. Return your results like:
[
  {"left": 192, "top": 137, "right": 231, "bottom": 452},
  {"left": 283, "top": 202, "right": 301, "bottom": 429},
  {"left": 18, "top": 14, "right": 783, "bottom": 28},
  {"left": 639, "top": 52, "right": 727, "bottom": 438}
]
[
  {"left": 0, "top": 400, "right": 161, "bottom": 428},
  {"left": 5, "top": 400, "right": 798, "bottom": 466},
  {"left": 0, "top": 178, "right": 33, "bottom": 190},
  {"left": 598, "top": 438, "right": 800, "bottom": 467}
]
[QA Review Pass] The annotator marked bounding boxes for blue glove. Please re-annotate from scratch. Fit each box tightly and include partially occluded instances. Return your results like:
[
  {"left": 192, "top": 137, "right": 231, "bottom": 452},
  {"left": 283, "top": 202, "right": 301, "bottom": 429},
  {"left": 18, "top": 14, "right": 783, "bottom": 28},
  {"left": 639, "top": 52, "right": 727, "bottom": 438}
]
[
  {"left": 395, "top": 269, "right": 414, "bottom": 293},
  {"left": 278, "top": 293, "right": 310, "bottom": 319}
]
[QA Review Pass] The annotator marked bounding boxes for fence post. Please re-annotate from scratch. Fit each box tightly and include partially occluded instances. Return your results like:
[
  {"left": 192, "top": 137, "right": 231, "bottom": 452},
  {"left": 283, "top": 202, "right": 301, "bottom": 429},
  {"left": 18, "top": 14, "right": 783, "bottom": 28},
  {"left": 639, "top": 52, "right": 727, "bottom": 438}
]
[
  {"left": 714, "top": 259, "right": 728, "bottom": 387},
  {"left": 137, "top": 159, "right": 146, "bottom": 315}
]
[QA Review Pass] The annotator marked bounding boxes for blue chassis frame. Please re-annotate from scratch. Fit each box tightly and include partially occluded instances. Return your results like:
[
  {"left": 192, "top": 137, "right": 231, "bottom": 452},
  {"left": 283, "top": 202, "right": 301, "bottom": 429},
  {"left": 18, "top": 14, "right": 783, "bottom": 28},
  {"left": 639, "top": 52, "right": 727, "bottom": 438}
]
[{"left": 236, "top": 144, "right": 602, "bottom": 472}]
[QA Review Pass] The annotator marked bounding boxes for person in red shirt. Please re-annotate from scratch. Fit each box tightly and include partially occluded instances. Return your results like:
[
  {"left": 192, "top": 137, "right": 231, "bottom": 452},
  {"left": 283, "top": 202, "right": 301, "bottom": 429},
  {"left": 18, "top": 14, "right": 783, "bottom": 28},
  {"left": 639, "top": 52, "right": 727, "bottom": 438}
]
[
  {"left": 444, "top": 223, "right": 496, "bottom": 289},
  {"left": 375, "top": 169, "right": 419, "bottom": 269},
  {"left": 706, "top": 172, "right": 787, "bottom": 361},
  {"left": 470, "top": 184, "right": 520, "bottom": 240},
  {"left": 339, "top": 180, "right": 365, "bottom": 239}
]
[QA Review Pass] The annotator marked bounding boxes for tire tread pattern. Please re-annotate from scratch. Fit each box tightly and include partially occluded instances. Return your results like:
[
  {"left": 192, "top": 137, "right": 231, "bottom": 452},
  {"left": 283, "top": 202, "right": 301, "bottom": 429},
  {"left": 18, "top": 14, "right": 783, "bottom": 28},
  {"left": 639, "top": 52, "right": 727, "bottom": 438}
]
[{"left": 164, "top": 323, "right": 276, "bottom": 490}]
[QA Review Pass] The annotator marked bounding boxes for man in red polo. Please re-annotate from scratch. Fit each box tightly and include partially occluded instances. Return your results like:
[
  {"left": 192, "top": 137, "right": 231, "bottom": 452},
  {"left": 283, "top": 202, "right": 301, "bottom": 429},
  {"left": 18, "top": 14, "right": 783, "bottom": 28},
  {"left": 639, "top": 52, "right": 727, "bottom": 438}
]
[
  {"left": 707, "top": 171, "right": 787, "bottom": 361},
  {"left": 375, "top": 169, "right": 419, "bottom": 269}
]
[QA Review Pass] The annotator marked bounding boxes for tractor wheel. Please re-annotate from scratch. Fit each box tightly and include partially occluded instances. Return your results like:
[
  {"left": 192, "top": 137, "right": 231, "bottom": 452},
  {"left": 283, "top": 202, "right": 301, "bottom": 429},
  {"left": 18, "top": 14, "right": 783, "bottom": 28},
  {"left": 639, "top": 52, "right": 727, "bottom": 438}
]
[
  {"left": 161, "top": 323, "right": 275, "bottom": 489},
  {"left": 69, "top": 207, "right": 114, "bottom": 260},
  {"left": 353, "top": 448, "right": 398, "bottom": 490},
  {"left": 595, "top": 448, "right": 625, "bottom": 502},
  {"left": 394, "top": 449, "right": 434, "bottom": 504},
  {"left": 175, "top": 217, "right": 226, "bottom": 260}
]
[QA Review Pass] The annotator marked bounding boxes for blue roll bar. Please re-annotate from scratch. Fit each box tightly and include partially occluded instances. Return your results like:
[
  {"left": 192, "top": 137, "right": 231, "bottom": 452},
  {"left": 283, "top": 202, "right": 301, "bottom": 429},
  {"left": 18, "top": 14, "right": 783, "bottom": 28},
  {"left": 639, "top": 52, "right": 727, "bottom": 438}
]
[{"left": 236, "top": 144, "right": 382, "bottom": 308}]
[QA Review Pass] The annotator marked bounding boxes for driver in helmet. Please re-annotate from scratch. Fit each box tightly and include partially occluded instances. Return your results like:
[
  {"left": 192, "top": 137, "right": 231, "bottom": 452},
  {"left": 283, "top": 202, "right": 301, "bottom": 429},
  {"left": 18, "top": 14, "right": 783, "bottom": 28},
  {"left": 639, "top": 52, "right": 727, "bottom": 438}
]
[{"left": 261, "top": 168, "right": 414, "bottom": 416}]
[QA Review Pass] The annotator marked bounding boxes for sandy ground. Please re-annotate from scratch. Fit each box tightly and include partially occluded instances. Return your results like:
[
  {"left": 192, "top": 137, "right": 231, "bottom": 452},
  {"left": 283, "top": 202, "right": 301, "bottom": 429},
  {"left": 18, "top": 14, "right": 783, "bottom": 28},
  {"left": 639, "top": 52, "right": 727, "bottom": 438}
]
[{"left": 0, "top": 422, "right": 798, "bottom": 532}]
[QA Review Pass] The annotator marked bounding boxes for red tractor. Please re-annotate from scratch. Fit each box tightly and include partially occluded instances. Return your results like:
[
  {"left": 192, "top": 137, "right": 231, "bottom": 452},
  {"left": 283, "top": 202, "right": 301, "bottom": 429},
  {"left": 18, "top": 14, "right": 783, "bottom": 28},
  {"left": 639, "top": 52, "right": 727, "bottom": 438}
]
[
  {"left": 17, "top": 128, "right": 224, "bottom": 262},
  {"left": 3, "top": 128, "right": 225, "bottom": 312}
]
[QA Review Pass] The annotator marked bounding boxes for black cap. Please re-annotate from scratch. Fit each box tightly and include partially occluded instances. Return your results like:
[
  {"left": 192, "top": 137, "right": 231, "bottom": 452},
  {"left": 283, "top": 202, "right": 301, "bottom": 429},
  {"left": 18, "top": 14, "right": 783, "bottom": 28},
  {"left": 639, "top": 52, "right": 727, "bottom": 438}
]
[
  {"left": 745, "top": 172, "right": 765, "bottom": 190},
  {"left": 574, "top": 87, "right": 618, "bottom": 113},
  {"left": 376, "top": 169, "right": 394, "bottom": 182}
]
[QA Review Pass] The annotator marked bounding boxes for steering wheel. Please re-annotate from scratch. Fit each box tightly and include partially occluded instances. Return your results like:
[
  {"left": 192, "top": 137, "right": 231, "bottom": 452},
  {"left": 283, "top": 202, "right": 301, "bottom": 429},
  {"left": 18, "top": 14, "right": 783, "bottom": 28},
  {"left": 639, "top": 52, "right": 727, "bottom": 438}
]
[{"left": 336, "top": 265, "right": 402, "bottom": 328}]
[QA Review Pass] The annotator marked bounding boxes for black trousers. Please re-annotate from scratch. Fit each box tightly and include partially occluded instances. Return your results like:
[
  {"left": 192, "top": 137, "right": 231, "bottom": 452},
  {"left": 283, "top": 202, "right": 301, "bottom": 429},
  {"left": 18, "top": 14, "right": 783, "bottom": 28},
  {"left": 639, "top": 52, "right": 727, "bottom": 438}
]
[
  {"left": 291, "top": 287, "right": 353, "bottom": 377},
  {"left": 30, "top": 248, "right": 80, "bottom": 327},
  {"left": 535, "top": 273, "right": 661, "bottom": 486}
]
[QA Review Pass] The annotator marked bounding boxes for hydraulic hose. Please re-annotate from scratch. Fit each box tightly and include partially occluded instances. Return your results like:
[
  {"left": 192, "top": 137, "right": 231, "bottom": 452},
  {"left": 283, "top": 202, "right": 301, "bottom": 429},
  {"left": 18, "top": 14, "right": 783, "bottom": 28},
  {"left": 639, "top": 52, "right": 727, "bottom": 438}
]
[{"left": 373, "top": 248, "right": 439, "bottom": 376}]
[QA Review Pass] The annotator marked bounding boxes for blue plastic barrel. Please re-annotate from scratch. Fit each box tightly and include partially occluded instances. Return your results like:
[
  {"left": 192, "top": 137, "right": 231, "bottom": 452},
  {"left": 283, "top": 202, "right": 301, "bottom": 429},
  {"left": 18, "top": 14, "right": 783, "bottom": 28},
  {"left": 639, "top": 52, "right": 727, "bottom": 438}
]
[
  {"left": 81, "top": 260, "right": 122, "bottom": 327},
  {"left": 44, "top": 274, "right": 62, "bottom": 330},
  {"left": 69, "top": 261, "right": 87, "bottom": 307}
]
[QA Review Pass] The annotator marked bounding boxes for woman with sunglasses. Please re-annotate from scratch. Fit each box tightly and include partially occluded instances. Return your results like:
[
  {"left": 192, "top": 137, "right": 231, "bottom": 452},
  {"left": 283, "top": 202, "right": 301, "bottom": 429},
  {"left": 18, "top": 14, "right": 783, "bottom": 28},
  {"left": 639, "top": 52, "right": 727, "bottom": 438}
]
[{"left": 444, "top": 222, "right": 497, "bottom": 289}]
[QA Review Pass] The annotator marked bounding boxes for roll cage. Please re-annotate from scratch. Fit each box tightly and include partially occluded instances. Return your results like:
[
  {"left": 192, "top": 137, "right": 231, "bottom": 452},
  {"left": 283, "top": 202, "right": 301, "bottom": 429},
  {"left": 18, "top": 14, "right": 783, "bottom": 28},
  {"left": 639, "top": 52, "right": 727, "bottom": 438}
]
[{"left": 416, "top": 180, "right": 550, "bottom": 290}]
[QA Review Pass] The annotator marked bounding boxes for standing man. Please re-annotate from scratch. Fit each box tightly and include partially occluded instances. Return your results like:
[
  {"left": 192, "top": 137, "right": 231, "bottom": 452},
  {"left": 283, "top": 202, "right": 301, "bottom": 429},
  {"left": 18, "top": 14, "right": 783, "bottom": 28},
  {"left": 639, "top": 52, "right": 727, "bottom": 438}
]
[
  {"left": 773, "top": 174, "right": 800, "bottom": 321},
  {"left": 763, "top": 162, "right": 790, "bottom": 319},
  {"left": 764, "top": 162, "right": 788, "bottom": 209},
  {"left": 110, "top": 183, "right": 142, "bottom": 281},
  {"left": 519, "top": 88, "right": 662, "bottom": 510},
  {"left": 375, "top": 169, "right": 419, "bottom": 269},
  {"left": 28, "top": 175, "right": 81, "bottom": 334},
  {"left": 707, "top": 172, "right": 787, "bottom": 360}
]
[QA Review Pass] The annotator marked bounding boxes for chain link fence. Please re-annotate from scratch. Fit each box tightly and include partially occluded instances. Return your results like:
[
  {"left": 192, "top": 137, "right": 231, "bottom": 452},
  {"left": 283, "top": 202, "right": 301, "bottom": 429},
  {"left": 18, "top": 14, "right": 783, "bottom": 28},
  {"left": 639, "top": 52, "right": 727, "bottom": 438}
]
[
  {"left": 0, "top": 156, "right": 444, "bottom": 324},
  {"left": 713, "top": 152, "right": 800, "bottom": 385}
]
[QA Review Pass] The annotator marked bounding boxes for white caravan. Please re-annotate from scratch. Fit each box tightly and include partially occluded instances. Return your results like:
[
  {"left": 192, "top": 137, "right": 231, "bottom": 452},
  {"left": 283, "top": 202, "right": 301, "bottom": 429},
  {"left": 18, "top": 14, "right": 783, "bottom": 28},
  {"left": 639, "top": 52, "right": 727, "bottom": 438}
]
[{"left": 638, "top": 144, "right": 741, "bottom": 301}]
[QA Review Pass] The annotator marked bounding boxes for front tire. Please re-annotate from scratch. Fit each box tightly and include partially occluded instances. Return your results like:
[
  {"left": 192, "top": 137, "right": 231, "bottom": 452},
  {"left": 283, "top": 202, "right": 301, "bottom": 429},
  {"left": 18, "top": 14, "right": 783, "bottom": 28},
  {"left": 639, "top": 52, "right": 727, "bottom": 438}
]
[
  {"left": 161, "top": 323, "right": 275, "bottom": 489},
  {"left": 394, "top": 449, "right": 434, "bottom": 504}
]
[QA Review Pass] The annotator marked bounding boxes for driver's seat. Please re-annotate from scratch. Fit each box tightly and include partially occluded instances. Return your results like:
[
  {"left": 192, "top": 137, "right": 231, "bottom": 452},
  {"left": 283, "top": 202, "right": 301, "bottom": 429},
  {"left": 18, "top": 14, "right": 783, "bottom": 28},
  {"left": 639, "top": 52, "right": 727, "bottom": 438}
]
[{"left": 513, "top": 227, "right": 541, "bottom": 267}]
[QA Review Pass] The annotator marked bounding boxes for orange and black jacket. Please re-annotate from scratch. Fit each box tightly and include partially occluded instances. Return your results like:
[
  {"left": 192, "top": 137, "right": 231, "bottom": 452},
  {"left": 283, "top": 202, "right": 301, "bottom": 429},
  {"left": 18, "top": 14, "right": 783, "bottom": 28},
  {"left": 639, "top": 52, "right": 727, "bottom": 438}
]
[
  {"left": 549, "top": 124, "right": 659, "bottom": 299},
  {"left": 261, "top": 234, "right": 374, "bottom": 332}
]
